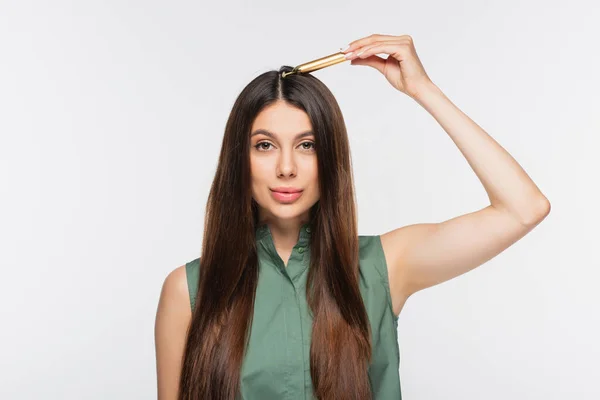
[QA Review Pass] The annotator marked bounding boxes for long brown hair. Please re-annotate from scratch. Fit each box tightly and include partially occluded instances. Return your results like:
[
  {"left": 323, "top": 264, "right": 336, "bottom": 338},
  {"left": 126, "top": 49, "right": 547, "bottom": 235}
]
[{"left": 179, "top": 66, "right": 372, "bottom": 400}]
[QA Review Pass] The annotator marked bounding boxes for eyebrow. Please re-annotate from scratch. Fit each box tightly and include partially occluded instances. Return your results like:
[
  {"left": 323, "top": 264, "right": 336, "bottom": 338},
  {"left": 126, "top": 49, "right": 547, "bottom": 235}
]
[{"left": 250, "top": 129, "right": 314, "bottom": 140}]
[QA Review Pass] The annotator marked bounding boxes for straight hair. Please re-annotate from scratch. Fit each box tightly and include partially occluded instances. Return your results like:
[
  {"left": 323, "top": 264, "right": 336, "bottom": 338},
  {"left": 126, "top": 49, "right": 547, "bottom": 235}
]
[{"left": 179, "top": 66, "right": 372, "bottom": 400}]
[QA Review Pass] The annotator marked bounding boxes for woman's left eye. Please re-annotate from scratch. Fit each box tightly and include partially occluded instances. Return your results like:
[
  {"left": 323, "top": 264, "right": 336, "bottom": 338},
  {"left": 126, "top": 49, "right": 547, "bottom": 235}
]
[{"left": 301, "top": 142, "right": 316, "bottom": 151}]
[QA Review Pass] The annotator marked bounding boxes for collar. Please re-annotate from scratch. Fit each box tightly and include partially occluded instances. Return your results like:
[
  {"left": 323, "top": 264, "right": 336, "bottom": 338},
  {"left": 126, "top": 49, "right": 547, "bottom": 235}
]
[{"left": 255, "top": 222, "right": 311, "bottom": 245}]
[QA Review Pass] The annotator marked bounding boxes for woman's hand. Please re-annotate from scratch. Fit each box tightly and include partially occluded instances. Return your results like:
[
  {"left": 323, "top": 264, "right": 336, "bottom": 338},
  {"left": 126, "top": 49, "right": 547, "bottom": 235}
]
[{"left": 342, "top": 34, "right": 434, "bottom": 99}]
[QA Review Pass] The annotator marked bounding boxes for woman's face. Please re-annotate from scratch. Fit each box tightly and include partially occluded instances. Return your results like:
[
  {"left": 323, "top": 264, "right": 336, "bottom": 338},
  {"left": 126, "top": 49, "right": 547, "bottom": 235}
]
[{"left": 250, "top": 100, "right": 320, "bottom": 224}]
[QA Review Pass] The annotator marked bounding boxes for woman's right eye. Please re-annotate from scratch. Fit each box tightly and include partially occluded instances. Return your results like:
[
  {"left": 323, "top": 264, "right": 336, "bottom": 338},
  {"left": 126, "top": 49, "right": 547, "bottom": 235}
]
[{"left": 255, "top": 142, "right": 272, "bottom": 151}]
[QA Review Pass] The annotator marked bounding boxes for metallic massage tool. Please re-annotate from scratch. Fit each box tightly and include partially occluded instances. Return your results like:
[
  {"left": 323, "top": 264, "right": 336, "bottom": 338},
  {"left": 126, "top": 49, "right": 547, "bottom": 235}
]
[{"left": 281, "top": 49, "right": 349, "bottom": 78}]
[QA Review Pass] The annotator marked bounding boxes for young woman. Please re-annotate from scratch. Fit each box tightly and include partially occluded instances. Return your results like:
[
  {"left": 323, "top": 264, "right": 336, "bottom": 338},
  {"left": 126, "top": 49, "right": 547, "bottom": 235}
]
[{"left": 155, "top": 33, "right": 550, "bottom": 400}]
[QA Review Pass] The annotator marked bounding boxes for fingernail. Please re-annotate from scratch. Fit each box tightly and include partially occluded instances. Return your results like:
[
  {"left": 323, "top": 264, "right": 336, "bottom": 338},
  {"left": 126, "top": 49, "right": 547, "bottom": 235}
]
[{"left": 341, "top": 45, "right": 351, "bottom": 53}]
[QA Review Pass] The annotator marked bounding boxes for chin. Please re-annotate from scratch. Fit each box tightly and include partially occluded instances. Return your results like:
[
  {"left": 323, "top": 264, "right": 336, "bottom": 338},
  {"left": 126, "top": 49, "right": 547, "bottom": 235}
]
[{"left": 268, "top": 203, "right": 304, "bottom": 216}]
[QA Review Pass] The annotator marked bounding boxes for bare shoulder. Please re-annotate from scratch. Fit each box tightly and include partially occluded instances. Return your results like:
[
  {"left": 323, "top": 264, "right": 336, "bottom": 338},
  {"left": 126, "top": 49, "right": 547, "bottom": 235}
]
[
  {"left": 155, "top": 264, "right": 192, "bottom": 347},
  {"left": 155, "top": 265, "right": 192, "bottom": 399},
  {"left": 160, "top": 265, "right": 191, "bottom": 306},
  {"left": 156, "top": 264, "right": 192, "bottom": 330}
]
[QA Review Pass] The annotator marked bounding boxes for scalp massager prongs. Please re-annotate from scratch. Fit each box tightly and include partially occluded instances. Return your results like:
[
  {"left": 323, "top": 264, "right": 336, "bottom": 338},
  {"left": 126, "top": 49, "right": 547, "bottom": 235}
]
[{"left": 281, "top": 51, "right": 348, "bottom": 78}]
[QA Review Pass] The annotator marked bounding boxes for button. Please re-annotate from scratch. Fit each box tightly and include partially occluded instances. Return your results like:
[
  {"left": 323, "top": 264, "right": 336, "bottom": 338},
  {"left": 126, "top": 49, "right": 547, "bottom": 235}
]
[
  {"left": 306, "top": 227, "right": 311, "bottom": 233},
  {"left": 298, "top": 247, "right": 304, "bottom": 253}
]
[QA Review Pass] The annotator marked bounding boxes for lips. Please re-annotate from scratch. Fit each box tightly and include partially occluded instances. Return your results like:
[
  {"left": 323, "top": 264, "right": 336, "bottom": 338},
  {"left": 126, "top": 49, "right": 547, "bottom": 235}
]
[
  {"left": 270, "top": 188, "right": 303, "bottom": 203},
  {"left": 271, "top": 187, "right": 303, "bottom": 193}
]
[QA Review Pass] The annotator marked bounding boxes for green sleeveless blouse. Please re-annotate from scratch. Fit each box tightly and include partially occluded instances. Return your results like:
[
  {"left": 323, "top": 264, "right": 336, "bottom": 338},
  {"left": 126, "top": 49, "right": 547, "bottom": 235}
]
[{"left": 185, "top": 223, "right": 402, "bottom": 399}]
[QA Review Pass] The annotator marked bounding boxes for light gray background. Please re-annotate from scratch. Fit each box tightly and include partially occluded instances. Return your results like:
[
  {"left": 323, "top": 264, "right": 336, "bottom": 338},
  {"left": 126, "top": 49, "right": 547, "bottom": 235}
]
[{"left": 1, "top": 1, "right": 598, "bottom": 399}]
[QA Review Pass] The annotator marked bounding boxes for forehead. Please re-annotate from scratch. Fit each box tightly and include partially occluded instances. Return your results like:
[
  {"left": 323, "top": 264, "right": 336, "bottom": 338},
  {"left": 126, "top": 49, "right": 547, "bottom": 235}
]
[{"left": 251, "top": 102, "right": 312, "bottom": 137}]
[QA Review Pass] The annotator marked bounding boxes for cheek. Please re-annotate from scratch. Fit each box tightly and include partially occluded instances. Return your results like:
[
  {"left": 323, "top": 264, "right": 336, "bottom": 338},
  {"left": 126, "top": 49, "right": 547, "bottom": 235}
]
[
  {"left": 250, "top": 160, "right": 268, "bottom": 182},
  {"left": 309, "top": 162, "right": 318, "bottom": 183},
  {"left": 250, "top": 159, "right": 270, "bottom": 195}
]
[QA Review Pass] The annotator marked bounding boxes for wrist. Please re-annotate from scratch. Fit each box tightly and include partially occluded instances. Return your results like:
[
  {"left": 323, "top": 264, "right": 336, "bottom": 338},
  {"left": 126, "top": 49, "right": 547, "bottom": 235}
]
[{"left": 411, "top": 80, "right": 442, "bottom": 102}]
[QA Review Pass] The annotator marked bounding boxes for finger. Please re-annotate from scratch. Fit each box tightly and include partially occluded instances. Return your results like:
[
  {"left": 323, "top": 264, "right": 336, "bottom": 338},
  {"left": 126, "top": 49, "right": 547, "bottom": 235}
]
[
  {"left": 351, "top": 54, "right": 387, "bottom": 74},
  {"left": 344, "top": 34, "right": 411, "bottom": 53},
  {"left": 348, "top": 42, "right": 405, "bottom": 61},
  {"left": 344, "top": 40, "right": 400, "bottom": 60},
  {"left": 345, "top": 39, "right": 409, "bottom": 61}
]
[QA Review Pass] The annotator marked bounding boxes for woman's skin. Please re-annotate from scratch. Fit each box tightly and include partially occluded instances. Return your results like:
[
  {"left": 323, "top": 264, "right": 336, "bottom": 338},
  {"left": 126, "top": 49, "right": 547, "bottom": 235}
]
[
  {"left": 154, "top": 33, "right": 550, "bottom": 399},
  {"left": 249, "top": 101, "right": 320, "bottom": 266}
]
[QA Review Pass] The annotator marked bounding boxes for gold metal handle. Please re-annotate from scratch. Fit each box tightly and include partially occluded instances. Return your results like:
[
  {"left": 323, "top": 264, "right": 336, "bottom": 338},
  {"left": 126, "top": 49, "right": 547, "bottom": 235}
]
[{"left": 281, "top": 51, "right": 347, "bottom": 78}]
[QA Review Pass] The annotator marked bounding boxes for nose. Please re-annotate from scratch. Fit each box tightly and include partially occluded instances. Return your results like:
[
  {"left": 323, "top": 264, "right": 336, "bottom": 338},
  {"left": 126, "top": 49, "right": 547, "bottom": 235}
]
[{"left": 276, "top": 149, "right": 297, "bottom": 177}]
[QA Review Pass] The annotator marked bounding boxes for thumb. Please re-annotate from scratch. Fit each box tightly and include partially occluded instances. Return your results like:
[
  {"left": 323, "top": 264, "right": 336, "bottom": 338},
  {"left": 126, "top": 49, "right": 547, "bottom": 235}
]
[{"left": 350, "top": 54, "right": 386, "bottom": 74}]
